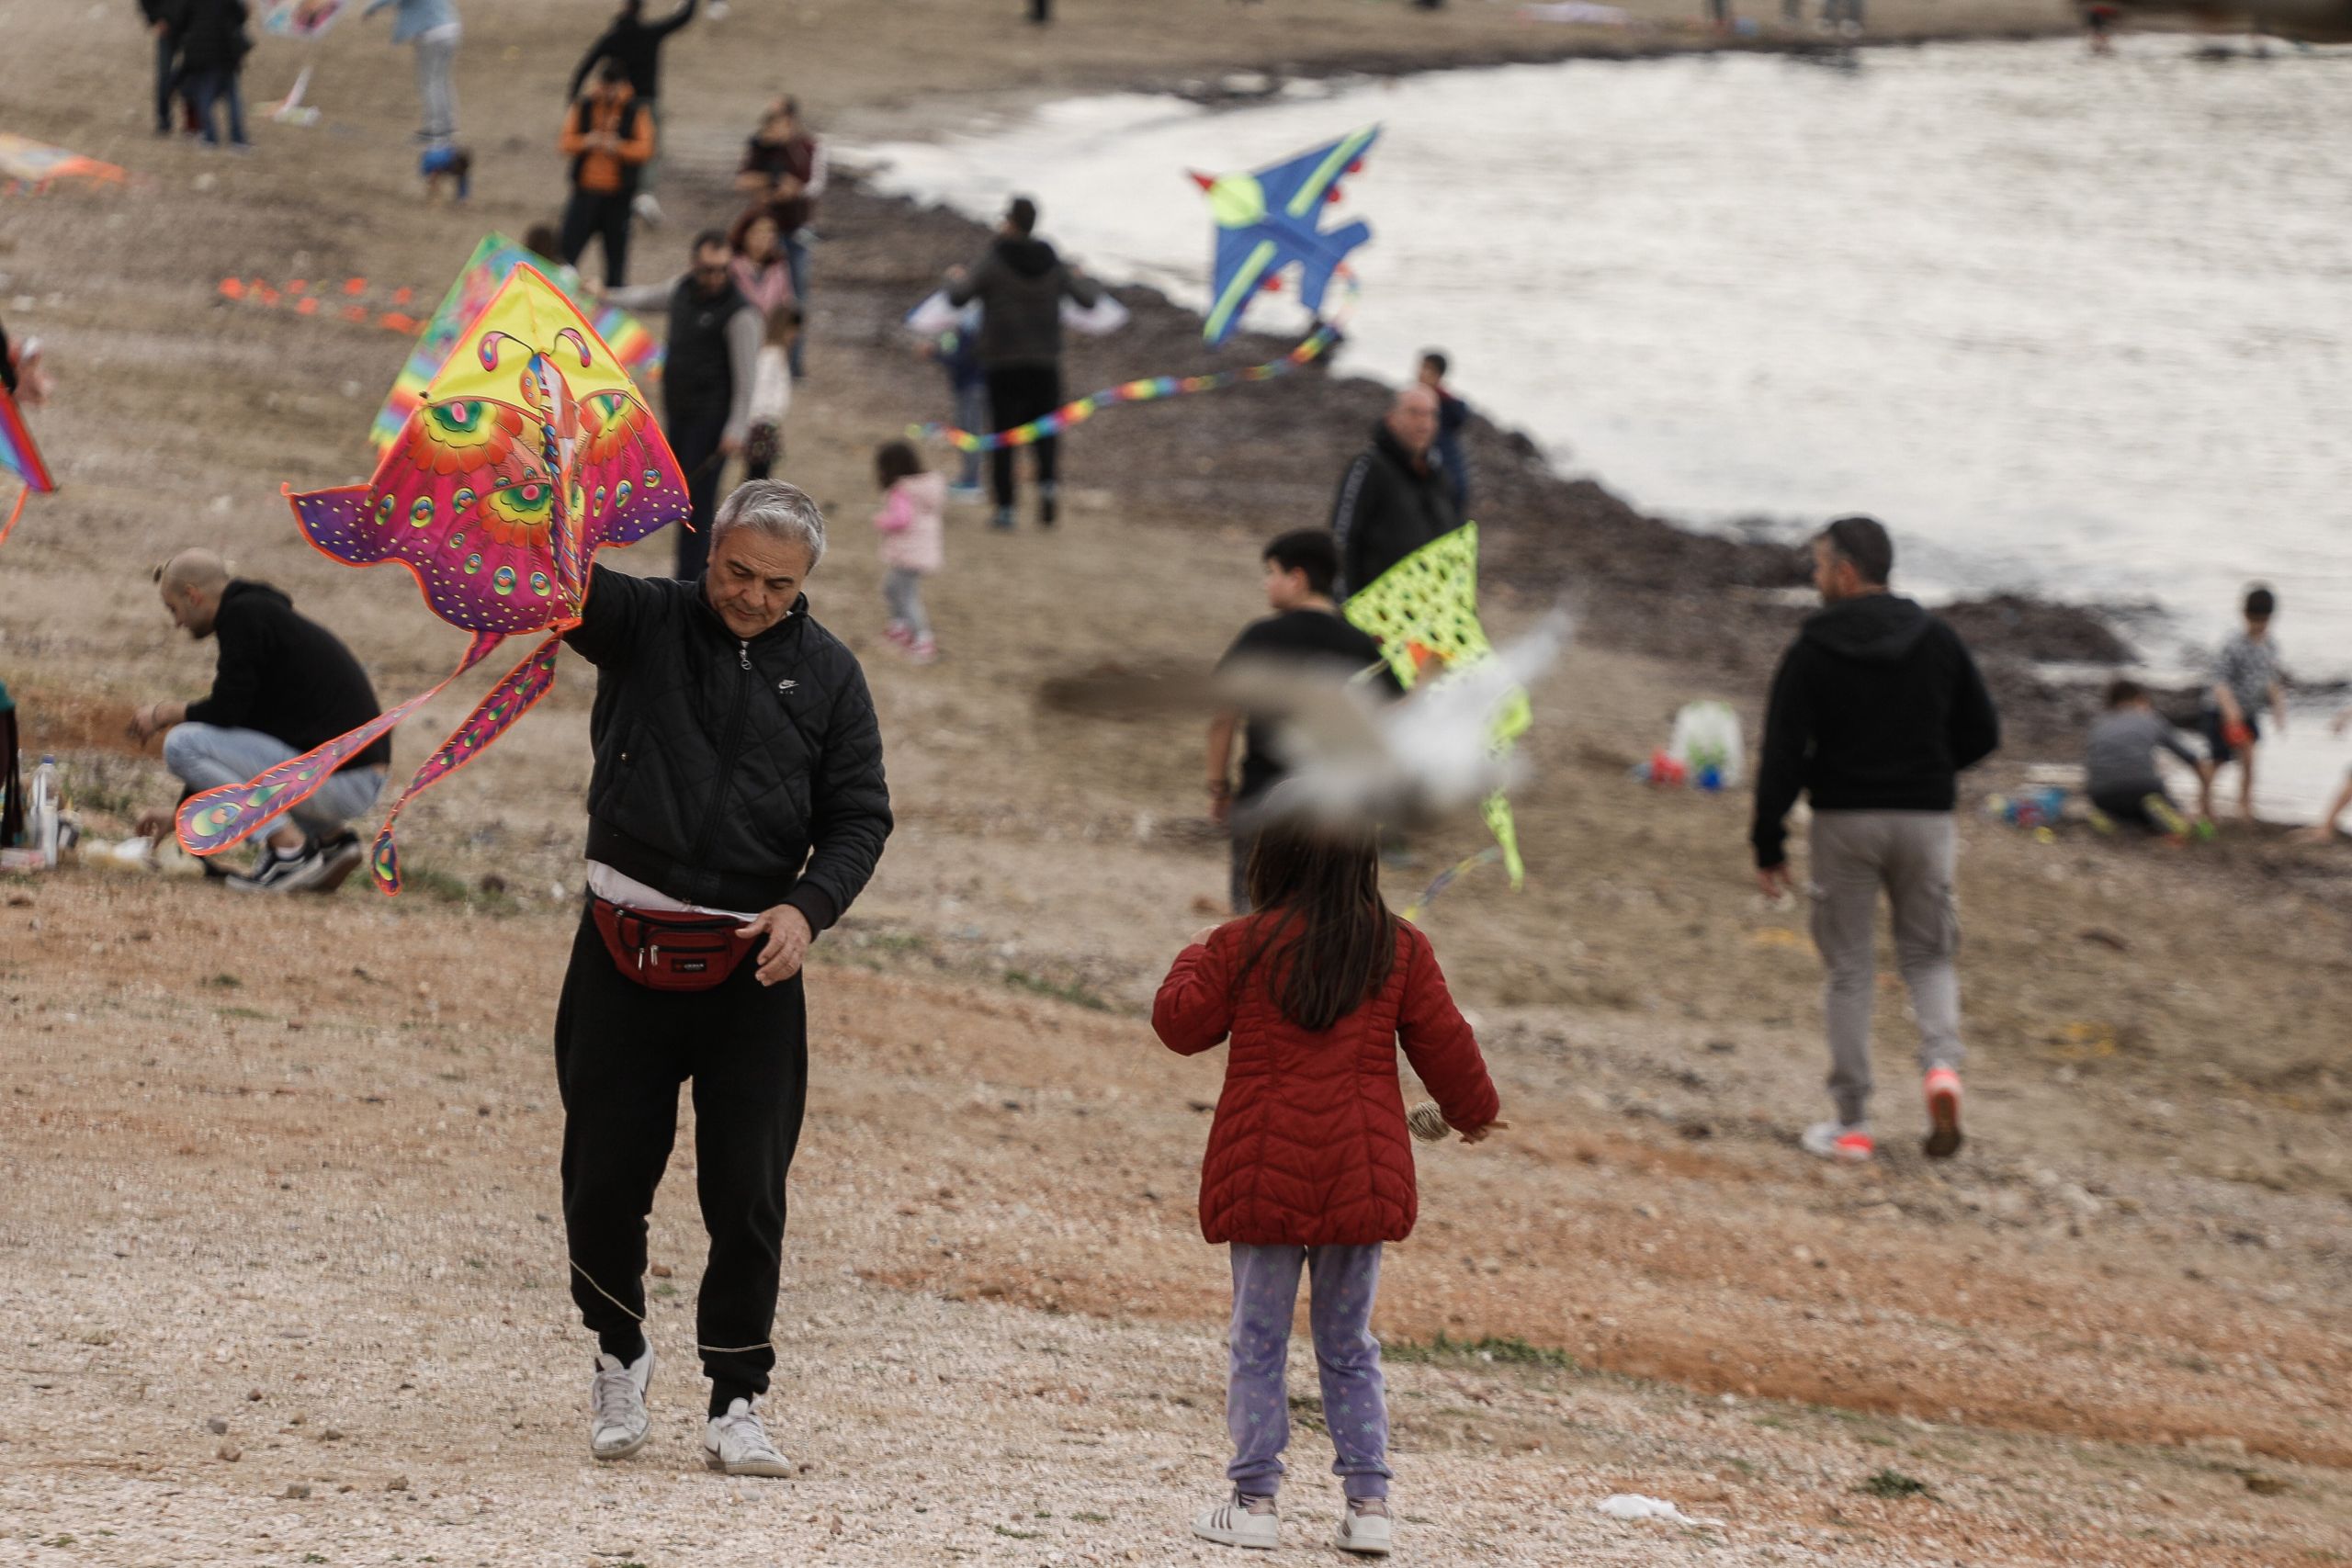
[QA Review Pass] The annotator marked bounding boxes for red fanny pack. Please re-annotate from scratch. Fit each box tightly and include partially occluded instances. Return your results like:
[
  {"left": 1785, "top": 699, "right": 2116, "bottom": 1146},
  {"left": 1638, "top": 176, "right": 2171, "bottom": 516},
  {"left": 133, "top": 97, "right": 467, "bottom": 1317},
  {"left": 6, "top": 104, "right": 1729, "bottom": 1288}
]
[{"left": 591, "top": 897, "right": 758, "bottom": 992}]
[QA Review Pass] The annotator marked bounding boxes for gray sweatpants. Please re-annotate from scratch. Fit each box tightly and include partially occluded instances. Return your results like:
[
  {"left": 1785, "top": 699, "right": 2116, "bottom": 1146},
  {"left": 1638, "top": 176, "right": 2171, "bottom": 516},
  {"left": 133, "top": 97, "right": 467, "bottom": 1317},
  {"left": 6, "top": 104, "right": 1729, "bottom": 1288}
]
[{"left": 1807, "top": 810, "right": 1963, "bottom": 1126}]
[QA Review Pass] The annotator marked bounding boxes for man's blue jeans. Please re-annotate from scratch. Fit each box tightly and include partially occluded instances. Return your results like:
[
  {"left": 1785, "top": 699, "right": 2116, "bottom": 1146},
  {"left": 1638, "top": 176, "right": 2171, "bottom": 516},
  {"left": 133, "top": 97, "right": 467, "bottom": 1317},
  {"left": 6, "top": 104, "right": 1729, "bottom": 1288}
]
[{"left": 164, "top": 724, "right": 384, "bottom": 840}]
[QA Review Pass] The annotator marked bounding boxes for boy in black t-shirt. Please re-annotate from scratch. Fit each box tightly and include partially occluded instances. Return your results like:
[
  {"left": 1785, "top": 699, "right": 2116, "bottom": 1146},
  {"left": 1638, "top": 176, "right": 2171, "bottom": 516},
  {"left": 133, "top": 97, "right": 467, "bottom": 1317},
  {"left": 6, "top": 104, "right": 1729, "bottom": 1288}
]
[{"left": 1205, "top": 530, "right": 1401, "bottom": 912}]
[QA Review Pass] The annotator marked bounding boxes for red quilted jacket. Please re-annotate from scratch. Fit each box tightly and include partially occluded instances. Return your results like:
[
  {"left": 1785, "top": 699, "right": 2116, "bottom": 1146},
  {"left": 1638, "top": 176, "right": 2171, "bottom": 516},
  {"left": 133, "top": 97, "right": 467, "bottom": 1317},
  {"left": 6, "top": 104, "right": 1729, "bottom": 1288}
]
[{"left": 1151, "top": 917, "right": 1501, "bottom": 1247}]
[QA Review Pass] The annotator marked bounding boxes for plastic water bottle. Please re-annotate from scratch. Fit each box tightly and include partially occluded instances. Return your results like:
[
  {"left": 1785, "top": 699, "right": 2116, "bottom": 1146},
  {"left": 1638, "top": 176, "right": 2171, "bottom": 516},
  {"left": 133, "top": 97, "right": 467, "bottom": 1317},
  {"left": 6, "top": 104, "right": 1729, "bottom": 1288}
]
[{"left": 28, "top": 755, "right": 61, "bottom": 868}]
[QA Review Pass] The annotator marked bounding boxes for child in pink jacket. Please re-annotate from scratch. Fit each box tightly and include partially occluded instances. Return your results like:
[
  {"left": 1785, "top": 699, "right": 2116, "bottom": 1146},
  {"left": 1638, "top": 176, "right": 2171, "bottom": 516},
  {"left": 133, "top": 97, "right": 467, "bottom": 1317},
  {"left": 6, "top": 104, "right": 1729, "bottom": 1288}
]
[{"left": 872, "top": 440, "right": 946, "bottom": 664}]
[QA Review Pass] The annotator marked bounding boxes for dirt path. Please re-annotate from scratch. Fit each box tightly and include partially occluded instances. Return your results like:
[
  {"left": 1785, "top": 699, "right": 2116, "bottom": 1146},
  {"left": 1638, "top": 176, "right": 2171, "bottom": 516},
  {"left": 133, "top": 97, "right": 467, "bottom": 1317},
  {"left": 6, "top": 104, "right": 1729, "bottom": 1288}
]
[{"left": 4, "top": 2, "right": 2350, "bottom": 1565}]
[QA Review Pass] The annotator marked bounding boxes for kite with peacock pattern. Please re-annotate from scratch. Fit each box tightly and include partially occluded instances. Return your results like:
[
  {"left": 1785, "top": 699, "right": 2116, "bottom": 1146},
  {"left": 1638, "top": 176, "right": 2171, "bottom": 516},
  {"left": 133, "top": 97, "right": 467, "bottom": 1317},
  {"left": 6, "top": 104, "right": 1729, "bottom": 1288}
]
[{"left": 176, "top": 263, "right": 691, "bottom": 892}]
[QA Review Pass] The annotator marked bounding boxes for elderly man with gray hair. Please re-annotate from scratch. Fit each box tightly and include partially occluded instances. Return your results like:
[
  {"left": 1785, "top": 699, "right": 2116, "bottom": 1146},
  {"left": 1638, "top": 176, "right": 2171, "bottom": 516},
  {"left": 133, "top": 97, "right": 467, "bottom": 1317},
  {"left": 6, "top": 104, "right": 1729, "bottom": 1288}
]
[{"left": 554, "top": 479, "right": 891, "bottom": 1478}]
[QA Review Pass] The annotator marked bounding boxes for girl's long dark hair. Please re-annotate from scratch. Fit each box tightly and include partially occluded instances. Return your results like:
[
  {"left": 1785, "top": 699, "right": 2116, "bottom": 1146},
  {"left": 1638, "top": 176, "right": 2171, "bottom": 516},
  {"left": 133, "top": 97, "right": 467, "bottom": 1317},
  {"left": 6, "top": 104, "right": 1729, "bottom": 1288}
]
[{"left": 1232, "top": 821, "right": 1397, "bottom": 1032}]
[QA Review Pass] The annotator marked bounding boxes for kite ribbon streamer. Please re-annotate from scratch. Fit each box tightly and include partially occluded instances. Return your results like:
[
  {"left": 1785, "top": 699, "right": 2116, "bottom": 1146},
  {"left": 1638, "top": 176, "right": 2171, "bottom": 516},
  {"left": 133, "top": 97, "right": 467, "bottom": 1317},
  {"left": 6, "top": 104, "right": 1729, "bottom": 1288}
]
[
  {"left": 366, "top": 632, "right": 564, "bottom": 894},
  {"left": 910, "top": 272, "right": 1357, "bottom": 455},
  {"left": 175, "top": 629, "right": 505, "bottom": 857}
]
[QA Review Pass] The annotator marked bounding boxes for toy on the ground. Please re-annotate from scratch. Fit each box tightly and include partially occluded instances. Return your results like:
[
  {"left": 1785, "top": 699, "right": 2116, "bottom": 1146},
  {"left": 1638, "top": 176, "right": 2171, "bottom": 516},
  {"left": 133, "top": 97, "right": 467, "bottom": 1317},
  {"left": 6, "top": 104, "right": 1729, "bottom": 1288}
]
[
  {"left": 910, "top": 127, "right": 1378, "bottom": 455},
  {"left": 175, "top": 265, "right": 690, "bottom": 893},
  {"left": 1988, "top": 785, "right": 2067, "bottom": 830}
]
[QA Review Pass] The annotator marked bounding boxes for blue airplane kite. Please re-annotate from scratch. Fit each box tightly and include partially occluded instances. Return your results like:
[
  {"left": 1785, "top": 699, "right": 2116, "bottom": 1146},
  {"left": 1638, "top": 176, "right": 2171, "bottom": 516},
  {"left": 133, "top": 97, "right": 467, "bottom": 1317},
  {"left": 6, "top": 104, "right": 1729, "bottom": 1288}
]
[{"left": 1191, "top": 124, "right": 1380, "bottom": 347}]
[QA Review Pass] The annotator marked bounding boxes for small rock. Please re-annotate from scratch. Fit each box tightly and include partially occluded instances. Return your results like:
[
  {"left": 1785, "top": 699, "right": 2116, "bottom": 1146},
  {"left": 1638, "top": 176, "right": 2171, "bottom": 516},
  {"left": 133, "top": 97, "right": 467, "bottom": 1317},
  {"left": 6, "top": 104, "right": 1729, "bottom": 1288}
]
[
  {"left": 247, "top": 1388, "right": 265, "bottom": 1402},
  {"left": 2243, "top": 1471, "right": 2288, "bottom": 1496},
  {"left": 217, "top": 1443, "right": 242, "bottom": 1462},
  {"left": 386, "top": 1474, "right": 410, "bottom": 1492},
  {"left": 206, "top": 1416, "right": 229, "bottom": 1435},
  {"left": 1704, "top": 1039, "right": 1737, "bottom": 1054},
  {"left": 650, "top": 1263, "right": 673, "bottom": 1279},
  {"left": 282, "top": 1483, "right": 311, "bottom": 1500},
  {"left": 322, "top": 1427, "right": 345, "bottom": 1441}
]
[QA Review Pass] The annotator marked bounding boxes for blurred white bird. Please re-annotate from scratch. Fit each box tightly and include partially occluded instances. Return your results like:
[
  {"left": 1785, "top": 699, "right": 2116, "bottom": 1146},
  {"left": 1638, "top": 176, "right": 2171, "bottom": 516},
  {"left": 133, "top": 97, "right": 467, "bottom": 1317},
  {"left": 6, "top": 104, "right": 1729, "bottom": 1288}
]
[{"left": 1217, "top": 609, "right": 1571, "bottom": 831}]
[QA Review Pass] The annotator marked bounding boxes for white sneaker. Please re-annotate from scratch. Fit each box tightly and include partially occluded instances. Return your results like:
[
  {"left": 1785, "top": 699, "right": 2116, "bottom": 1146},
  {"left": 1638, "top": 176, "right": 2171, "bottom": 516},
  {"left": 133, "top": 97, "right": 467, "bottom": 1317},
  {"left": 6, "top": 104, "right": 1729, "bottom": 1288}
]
[
  {"left": 1801, "top": 1120, "right": 1876, "bottom": 1163},
  {"left": 1192, "top": 1491, "right": 1280, "bottom": 1551},
  {"left": 588, "top": 1340, "right": 653, "bottom": 1461},
  {"left": 633, "top": 192, "right": 664, "bottom": 226},
  {"left": 1335, "top": 1502, "right": 1394, "bottom": 1556},
  {"left": 703, "top": 1397, "right": 792, "bottom": 1477}
]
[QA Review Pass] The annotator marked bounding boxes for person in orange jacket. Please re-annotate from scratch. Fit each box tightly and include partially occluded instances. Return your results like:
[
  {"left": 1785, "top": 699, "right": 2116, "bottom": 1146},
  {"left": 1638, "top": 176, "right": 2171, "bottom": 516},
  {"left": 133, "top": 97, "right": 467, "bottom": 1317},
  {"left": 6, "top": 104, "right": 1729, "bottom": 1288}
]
[{"left": 558, "top": 59, "right": 655, "bottom": 287}]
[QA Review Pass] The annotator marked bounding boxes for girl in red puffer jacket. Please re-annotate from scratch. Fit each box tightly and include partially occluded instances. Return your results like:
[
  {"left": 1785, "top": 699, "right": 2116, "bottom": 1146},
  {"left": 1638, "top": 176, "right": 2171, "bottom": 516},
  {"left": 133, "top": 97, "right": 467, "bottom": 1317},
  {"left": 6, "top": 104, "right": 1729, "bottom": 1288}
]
[{"left": 1152, "top": 822, "right": 1505, "bottom": 1559}]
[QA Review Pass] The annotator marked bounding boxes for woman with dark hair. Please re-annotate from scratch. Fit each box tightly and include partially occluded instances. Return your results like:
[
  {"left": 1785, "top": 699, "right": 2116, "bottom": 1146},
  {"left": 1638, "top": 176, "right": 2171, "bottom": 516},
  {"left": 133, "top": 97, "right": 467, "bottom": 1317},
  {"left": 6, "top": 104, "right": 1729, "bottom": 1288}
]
[
  {"left": 1151, "top": 822, "right": 1504, "bottom": 1558},
  {"left": 726, "top": 209, "right": 795, "bottom": 317}
]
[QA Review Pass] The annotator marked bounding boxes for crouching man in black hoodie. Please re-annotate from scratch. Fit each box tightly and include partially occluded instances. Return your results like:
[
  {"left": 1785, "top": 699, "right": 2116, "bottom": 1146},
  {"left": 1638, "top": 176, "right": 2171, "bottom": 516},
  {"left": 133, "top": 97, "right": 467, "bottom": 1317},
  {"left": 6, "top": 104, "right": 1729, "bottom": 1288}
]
[
  {"left": 945, "top": 195, "right": 1102, "bottom": 532},
  {"left": 1752, "top": 517, "right": 1998, "bottom": 1166},
  {"left": 130, "top": 549, "right": 388, "bottom": 893}
]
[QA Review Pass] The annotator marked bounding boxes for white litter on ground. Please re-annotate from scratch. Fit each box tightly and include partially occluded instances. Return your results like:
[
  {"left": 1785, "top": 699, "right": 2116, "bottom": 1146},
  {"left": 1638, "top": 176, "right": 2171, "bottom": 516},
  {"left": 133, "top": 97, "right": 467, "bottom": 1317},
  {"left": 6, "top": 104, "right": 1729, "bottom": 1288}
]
[{"left": 1597, "top": 1494, "right": 1719, "bottom": 1528}]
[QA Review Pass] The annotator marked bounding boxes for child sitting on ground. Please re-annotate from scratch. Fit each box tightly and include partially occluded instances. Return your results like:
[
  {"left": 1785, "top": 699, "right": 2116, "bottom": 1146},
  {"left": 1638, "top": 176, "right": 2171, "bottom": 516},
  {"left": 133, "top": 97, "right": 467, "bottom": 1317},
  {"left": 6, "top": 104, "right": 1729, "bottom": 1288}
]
[
  {"left": 2086, "top": 679, "right": 2211, "bottom": 835},
  {"left": 2200, "top": 585, "right": 2287, "bottom": 824},
  {"left": 871, "top": 439, "right": 944, "bottom": 664},
  {"left": 742, "top": 305, "right": 801, "bottom": 483},
  {"left": 1151, "top": 821, "right": 1505, "bottom": 1560}
]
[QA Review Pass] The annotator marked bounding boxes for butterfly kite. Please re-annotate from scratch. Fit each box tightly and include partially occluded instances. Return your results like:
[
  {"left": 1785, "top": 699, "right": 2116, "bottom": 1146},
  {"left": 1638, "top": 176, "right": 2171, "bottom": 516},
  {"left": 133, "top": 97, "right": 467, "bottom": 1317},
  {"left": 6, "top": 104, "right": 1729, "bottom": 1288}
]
[
  {"left": 913, "top": 125, "right": 1379, "bottom": 454},
  {"left": 175, "top": 264, "right": 690, "bottom": 892}
]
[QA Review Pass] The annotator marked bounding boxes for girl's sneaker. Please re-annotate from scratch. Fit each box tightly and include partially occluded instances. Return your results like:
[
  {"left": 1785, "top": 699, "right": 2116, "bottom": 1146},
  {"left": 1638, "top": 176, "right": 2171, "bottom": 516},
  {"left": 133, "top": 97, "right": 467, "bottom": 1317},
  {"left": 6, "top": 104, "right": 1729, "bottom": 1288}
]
[
  {"left": 1192, "top": 1491, "right": 1279, "bottom": 1551},
  {"left": 1335, "top": 1496, "right": 1394, "bottom": 1556},
  {"left": 882, "top": 621, "right": 912, "bottom": 648},
  {"left": 908, "top": 637, "right": 938, "bottom": 666}
]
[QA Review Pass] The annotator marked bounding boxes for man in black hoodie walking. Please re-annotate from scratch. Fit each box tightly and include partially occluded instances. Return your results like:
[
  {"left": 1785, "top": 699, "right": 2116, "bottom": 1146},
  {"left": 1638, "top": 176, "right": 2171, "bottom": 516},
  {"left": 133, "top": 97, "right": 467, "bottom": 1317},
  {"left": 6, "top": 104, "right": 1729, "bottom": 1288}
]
[
  {"left": 945, "top": 196, "right": 1102, "bottom": 531},
  {"left": 1330, "top": 384, "right": 1461, "bottom": 601},
  {"left": 1752, "top": 516, "right": 1998, "bottom": 1166}
]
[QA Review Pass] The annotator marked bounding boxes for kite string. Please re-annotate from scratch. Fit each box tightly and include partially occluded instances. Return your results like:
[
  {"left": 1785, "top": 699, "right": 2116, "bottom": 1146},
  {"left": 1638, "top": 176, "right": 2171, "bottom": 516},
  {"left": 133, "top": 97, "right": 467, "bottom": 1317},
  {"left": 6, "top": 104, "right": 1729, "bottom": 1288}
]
[{"left": 910, "top": 271, "right": 1359, "bottom": 455}]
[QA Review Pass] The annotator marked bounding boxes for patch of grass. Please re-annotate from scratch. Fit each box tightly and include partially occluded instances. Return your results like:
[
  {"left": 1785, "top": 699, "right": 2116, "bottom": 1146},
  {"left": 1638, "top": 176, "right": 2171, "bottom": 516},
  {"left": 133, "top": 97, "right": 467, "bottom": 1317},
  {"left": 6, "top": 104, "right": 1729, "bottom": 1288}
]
[
  {"left": 990, "top": 1525, "right": 1042, "bottom": 1540},
  {"left": 215, "top": 1005, "right": 270, "bottom": 1021},
  {"left": 1071, "top": 1511, "right": 1112, "bottom": 1524},
  {"left": 1860, "top": 1468, "right": 1933, "bottom": 1500},
  {"left": 207, "top": 973, "right": 243, "bottom": 988},
  {"left": 304, "top": 1555, "right": 329, "bottom": 1564},
  {"left": 1385, "top": 1330, "right": 1577, "bottom": 1371},
  {"left": 1289, "top": 1393, "right": 1327, "bottom": 1434},
  {"left": 398, "top": 863, "right": 518, "bottom": 914},
  {"left": 1001, "top": 968, "right": 1112, "bottom": 1012}
]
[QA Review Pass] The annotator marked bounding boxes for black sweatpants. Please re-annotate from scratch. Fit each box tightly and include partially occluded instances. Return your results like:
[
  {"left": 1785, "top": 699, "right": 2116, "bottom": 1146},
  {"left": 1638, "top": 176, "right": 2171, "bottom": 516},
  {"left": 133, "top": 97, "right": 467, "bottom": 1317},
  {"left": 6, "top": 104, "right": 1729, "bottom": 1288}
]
[
  {"left": 560, "top": 187, "right": 635, "bottom": 288},
  {"left": 985, "top": 364, "right": 1064, "bottom": 511},
  {"left": 666, "top": 403, "right": 731, "bottom": 581},
  {"left": 553, "top": 908, "right": 808, "bottom": 1408}
]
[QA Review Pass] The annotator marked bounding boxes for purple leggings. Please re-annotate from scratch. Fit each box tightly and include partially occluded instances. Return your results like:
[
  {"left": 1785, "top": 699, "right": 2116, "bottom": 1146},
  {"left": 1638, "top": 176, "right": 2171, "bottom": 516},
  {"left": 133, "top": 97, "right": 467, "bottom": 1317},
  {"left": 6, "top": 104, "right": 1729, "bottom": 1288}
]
[{"left": 1225, "top": 1242, "right": 1392, "bottom": 1501}]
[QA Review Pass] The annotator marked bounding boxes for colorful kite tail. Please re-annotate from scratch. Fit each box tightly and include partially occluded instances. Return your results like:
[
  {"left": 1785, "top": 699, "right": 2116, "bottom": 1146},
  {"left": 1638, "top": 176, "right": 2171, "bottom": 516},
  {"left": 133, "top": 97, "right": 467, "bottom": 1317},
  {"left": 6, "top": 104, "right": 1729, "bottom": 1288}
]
[
  {"left": 175, "top": 630, "right": 505, "bottom": 859},
  {"left": 366, "top": 632, "right": 564, "bottom": 894},
  {"left": 0, "top": 487, "right": 26, "bottom": 549},
  {"left": 916, "top": 296, "right": 1351, "bottom": 456}
]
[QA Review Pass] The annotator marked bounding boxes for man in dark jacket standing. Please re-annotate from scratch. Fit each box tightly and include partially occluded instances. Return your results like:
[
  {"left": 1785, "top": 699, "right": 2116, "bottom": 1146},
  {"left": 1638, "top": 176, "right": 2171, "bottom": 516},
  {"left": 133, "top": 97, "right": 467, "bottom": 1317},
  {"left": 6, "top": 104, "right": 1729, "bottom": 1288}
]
[
  {"left": 554, "top": 480, "right": 890, "bottom": 1479},
  {"left": 605, "top": 231, "right": 760, "bottom": 581},
  {"left": 568, "top": 0, "right": 697, "bottom": 223},
  {"left": 140, "top": 0, "right": 192, "bottom": 136},
  {"left": 129, "top": 549, "right": 386, "bottom": 892},
  {"left": 945, "top": 196, "right": 1102, "bottom": 532},
  {"left": 1752, "top": 516, "right": 1998, "bottom": 1167},
  {"left": 178, "top": 0, "right": 252, "bottom": 151},
  {"left": 1330, "top": 384, "right": 1460, "bottom": 600}
]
